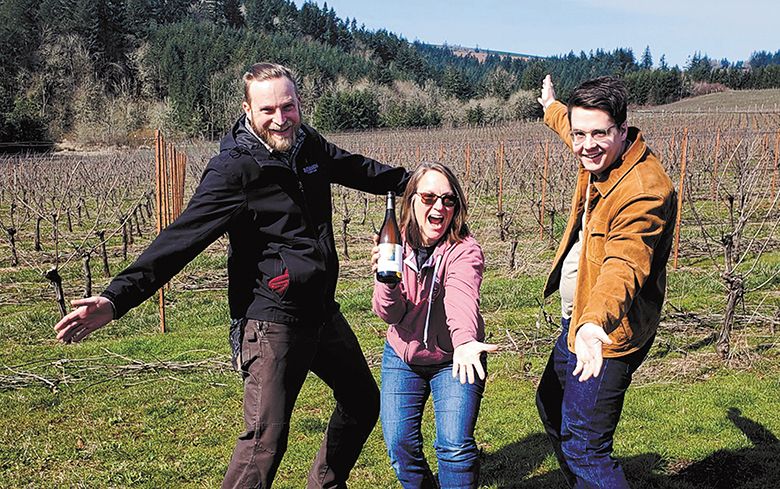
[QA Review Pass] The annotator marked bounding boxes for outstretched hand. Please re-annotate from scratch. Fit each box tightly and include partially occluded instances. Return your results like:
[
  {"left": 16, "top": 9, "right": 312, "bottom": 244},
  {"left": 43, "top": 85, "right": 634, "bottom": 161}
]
[
  {"left": 572, "top": 322, "right": 613, "bottom": 382},
  {"left": 452, "top": 340, "right": 499, "bottom": 384},
  {"left": 54, "top": 296, "right": 114, "bottom": 344},
  {"left": 538, "top": 74, "right": 557, "bottom": 111}
]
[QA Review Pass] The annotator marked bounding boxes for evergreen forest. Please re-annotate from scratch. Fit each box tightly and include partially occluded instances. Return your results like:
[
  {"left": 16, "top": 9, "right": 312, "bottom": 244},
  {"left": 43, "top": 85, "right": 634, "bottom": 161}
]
[{"left": 2, "top": 0, "right": 780, "bottom": 147}]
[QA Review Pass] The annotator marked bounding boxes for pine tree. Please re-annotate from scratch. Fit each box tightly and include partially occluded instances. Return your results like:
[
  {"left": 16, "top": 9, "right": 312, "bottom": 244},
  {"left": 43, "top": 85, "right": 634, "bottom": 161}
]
[
  {"left": 443, "top": 66, "right": 474, "bottom": 101},
  {"left": 659, "top": 54, "right": 668, "bottom": 70},
  {"left": 520, "top": 61, "right": 547, "bottom": 91},
  {"left": 483, "top": 66, "right": 516, "bottom": 100},
  {"left": 245, "top": 0, "right": 290, "bottom": 32},
  {"left": 641, "top": 46, "right": 653, "bottom": 70},
  {"left": 223, "top": 0, "right": 244, "bottom": 28},
  {"left": 686, "top": 52, "right": 712, "bottom": 81}
]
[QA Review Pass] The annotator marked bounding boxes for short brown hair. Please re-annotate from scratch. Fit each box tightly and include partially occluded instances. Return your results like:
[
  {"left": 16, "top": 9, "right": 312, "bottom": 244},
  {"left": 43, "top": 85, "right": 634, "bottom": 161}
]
[
  {"left": 399, "top": 162, "right": 470, "bottom": 249},
  {"left": 242, "top": 62, "right": 299, "bottom": 103},
  {"left": 567, "top": 76, "right": 628, "bottom": 127}
]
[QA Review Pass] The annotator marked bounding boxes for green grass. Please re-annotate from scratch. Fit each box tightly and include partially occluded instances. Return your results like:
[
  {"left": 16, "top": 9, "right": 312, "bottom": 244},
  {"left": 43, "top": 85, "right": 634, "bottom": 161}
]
[{"left": 2, "top": 262, "right": 779, "bottom": 488}]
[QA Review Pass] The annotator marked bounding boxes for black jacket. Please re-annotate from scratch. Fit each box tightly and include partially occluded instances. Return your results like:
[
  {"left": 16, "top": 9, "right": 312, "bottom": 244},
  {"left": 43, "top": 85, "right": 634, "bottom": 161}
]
[{"left": 102, "top": 116, "right": 408, "bottom": 325}]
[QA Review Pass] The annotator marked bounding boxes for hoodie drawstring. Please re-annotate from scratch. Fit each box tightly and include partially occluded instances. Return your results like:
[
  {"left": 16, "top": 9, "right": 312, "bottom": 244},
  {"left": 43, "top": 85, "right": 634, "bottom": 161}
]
[{"left": 422, "top": 254, "right": 442, "bottom": 349}]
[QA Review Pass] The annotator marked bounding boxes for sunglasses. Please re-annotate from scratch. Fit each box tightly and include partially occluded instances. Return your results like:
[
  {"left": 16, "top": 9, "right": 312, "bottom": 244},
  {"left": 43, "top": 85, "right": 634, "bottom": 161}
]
[{"left": 416, "top": 192, "right": 458, "bottom": 208}]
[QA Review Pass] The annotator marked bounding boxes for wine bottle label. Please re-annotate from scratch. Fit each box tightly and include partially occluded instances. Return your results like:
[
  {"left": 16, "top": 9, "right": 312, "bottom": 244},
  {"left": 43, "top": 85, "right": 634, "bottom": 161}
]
[{"left": 377, "top": 243, "right": 403, "bottom": 273}]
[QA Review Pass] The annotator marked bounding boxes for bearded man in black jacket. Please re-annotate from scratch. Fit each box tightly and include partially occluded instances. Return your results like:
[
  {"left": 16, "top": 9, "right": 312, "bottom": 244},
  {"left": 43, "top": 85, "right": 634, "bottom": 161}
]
[{"left": 55, "top": 63, "right": 408, "bottom": 489}]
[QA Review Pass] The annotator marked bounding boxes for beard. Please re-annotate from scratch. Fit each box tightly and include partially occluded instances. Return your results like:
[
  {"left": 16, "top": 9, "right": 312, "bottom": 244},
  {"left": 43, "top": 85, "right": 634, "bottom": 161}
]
[{"left": 251, "top": 118, "right": 301, "bottom": 153}]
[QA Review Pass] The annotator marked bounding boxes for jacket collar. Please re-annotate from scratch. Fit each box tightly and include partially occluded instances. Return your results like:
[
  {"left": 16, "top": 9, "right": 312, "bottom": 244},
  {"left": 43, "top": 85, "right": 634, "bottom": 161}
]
[
  {"left": 591, "top": 127, "right": 647, "bottom": 198},
  {"left": 243, "top": 116, "right": 274, "bottom": 153},
  {"left": 222, "top": 114, "right": 308, "bottom": 169}
]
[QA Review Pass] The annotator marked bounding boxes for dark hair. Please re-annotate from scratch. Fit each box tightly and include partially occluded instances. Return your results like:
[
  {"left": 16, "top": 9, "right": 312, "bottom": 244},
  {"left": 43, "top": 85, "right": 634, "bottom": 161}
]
[
  {"left": 242, "top": 62, "right": 300, "bottom": 103},
  {"left": 399, "top": 162, "right": 469, "bottom": 249},
  {"left": 567, "top": 76, "right": 628, "bottom": 127}
]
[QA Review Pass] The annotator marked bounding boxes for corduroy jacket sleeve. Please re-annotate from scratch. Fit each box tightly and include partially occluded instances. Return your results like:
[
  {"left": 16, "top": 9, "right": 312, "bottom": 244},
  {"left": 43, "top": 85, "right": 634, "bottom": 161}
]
[
  {"left": 101, "top": 166, "right": 246, "bottom": 318},
  {"left": 544, "top": 101, "right": 575, "bottom": 149}
]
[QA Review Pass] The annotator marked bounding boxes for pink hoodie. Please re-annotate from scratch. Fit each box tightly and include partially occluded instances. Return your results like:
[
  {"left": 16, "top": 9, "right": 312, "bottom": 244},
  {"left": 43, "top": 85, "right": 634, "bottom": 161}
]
[{"left": 373, "top": 235, "right": 485, "bottom": 365}]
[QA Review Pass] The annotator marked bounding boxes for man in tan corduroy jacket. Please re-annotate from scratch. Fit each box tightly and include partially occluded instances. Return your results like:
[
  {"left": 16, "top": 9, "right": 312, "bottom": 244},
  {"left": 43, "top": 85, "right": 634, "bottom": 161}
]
[{"left": 535, "top": 75, "right": 676, "bottom": 488}]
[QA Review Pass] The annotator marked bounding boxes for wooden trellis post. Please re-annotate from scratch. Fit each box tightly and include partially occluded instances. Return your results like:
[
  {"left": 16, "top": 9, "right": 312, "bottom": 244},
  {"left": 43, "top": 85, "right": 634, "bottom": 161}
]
[
  {"left": 773, "top": 129, "right": 779, "bottom": 198},
  {"left": 673, "top": 128, "right": 688, "bottom": 270},
  {"left": 155, "top": 130, "right": 166, "bottom": 333},
  {"left": 154, "top": 129, "right": 187, "bottom": 333},
  {"left": 540, "top": 141, "right": 550, "bottom": 240},
  {"left": 464, "top": 142, "right": 471, "bottom": 202},
  {"left": 711, "top": 129, "right": 721, "bottom": 202},
  {"left": 496, "top": 141, "right": 505, "bottom": 241}
]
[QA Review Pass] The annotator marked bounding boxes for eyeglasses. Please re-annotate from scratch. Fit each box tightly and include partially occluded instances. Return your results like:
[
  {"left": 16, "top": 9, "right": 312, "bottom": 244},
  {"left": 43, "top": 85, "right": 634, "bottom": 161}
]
[
  {"left": 569, "top": 124, "right": 616, "bottom": 145},
  {"left": 416, "top": 192, "right": 458, "bottom": 208}
]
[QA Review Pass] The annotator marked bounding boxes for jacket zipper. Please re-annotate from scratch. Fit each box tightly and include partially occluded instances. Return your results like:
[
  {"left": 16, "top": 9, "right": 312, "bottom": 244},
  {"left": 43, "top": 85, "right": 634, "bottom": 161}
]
[
  {"left": 255, "top": 141, "right": 319, "bottom": 240},
  {"left": 291, "top": 152, "right": 332, "bottom": 324}
]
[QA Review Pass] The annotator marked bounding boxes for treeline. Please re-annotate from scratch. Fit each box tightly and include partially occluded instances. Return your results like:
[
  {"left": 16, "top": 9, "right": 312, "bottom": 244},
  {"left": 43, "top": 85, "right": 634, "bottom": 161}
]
[
  {"left": 1, "top": 0, "right": 779, "bottom": 147},
  {"left": 685, "top": 51, "right": 780, "bottom": 91}
]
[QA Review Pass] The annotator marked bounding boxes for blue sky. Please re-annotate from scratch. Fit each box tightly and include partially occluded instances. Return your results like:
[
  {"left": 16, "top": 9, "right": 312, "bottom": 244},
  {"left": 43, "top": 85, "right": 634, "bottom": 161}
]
[{"left": 293, "top": 0, "right": 779, "bottom": 68}]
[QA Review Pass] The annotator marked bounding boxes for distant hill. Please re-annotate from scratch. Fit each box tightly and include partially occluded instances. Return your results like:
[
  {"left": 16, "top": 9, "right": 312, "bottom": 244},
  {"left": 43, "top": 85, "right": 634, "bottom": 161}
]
[
  {"left": 641, "top": 89, "right": 780, "bottom": 112},
  {"left": 432, "top": 44, "right": 543, "bottom": 63}
]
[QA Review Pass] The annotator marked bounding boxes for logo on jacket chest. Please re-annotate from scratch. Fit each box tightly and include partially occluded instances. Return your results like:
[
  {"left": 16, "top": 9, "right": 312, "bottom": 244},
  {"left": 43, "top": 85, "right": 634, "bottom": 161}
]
[{"left": 302, "top": 163, "right": 319, "bottom": 174}]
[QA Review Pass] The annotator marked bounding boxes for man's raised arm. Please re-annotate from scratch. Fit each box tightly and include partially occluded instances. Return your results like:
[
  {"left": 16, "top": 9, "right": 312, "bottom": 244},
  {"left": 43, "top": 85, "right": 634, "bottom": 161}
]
[
  {"left": 539, "top": 74, "right": 576, "bottom": 149},
  {"left": 538, "top": 74, "right": 557, "bottom": 111}
]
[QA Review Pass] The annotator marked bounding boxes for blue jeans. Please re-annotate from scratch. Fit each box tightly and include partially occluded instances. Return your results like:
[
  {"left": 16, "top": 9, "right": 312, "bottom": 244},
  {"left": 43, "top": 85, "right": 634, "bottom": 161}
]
[
  {"left": 536, "top": 318, "right": 654, "bottom": 489},
  {"left": 381, "top": 342, "right": 486, "bottom": 489}
]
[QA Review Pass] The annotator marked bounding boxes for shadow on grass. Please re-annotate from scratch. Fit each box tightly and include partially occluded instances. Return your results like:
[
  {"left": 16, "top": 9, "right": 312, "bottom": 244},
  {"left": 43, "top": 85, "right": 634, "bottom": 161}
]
[
  {"left": 479, "top": 408, "right": 780, "bottom": 488},
  {"left": 479, "top": 432, "right": 568, "bottom": 488},
  {"left": 672, "top": 407, "right": 780, "bottom": 489}
]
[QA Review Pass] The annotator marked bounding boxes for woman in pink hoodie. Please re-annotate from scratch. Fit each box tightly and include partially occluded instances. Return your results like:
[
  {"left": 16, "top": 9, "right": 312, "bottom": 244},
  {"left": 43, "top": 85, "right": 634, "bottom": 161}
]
[{"left": 371, "top": 162, "right": 497, "bottom": 489}]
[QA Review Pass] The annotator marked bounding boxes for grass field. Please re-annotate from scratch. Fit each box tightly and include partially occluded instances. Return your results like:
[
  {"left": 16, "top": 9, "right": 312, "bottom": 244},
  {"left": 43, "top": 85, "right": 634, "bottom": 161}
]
[
  {"left": 2, "top": 238, "right": 779, "bottom": 488},
  {"left": 2, "top": 90, "right": 780, "bottom": 488}
]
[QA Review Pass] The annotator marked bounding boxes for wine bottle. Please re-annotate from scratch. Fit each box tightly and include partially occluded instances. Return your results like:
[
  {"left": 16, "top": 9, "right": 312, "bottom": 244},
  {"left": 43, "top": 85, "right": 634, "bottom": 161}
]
[{"left": 376, "top": 191, "right": 403, "bottom": 284}]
